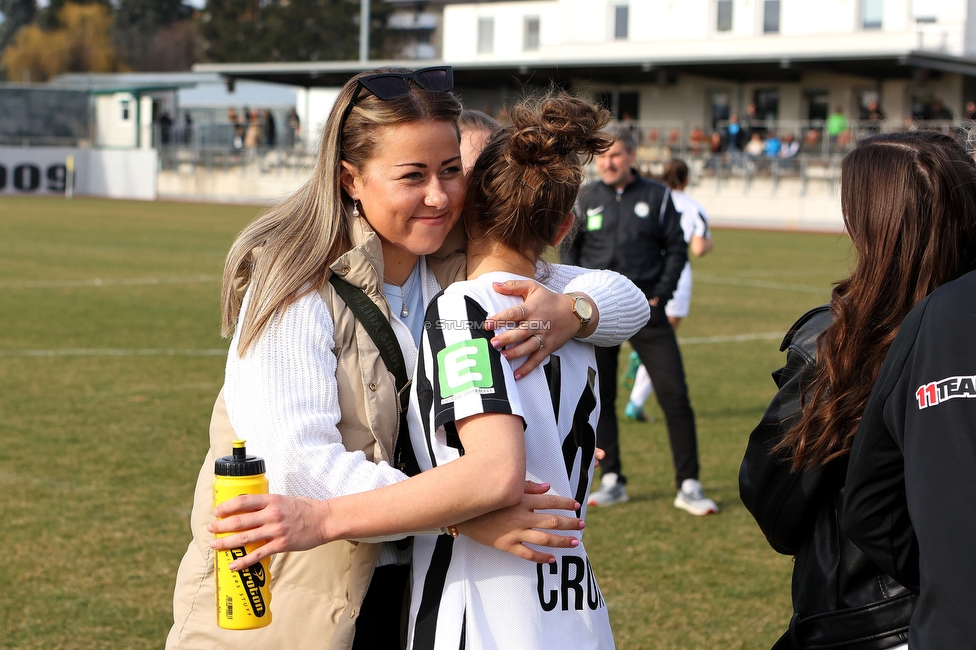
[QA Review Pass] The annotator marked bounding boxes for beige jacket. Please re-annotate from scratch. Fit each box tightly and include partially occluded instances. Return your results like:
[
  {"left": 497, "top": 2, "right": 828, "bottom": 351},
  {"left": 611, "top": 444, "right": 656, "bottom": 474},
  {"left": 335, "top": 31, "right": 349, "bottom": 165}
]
[{"left": 166, "top": 216, "right": 464, "bottom": 650}]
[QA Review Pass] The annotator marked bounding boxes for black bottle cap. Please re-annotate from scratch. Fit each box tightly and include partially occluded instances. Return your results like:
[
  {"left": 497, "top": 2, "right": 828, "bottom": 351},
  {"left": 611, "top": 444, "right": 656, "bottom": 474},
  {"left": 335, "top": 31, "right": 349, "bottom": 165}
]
[{"left": 214, "top": 439, "right": 266, "bottom": 477}]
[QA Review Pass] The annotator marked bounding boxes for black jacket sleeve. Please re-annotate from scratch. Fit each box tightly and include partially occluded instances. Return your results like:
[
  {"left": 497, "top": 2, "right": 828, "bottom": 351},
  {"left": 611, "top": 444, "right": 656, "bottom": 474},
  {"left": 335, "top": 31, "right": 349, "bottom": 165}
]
[
  {"left": 842, "top": 303, "right": 924, "bottom": 593},
  {"left": 739, "top": 306, "right": 832, "bottom": 555},
  {"left": 649, "top": 190, "right": 688, "bottom": 304}
]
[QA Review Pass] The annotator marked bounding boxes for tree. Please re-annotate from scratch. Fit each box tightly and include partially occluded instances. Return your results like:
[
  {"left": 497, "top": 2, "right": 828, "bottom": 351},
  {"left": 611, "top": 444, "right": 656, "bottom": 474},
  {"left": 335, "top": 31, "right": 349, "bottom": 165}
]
[
  {"left": 37, "top": 0, "right": 110, "bottom": 29},
  {"left": 113, "top": 0, "right": 200, "bottom": 71},
  {"left": 2, "top": 2, "right": 122, "bottom": 82},
  {"left": 142, "top": 19, "right": 204, "bottom": 71},
  {"left": 0, "top": 0, "right": 37, "bottom": 54},
  {"left": 199, "top": 0, "right": 391, "bottom": 63}
]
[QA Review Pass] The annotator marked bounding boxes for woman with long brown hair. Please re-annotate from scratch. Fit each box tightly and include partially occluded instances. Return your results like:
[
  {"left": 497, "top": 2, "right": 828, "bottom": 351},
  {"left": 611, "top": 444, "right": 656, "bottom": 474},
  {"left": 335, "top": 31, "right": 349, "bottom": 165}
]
[{"left": 739, "top": 130, "right": 976, "bottom": 650}]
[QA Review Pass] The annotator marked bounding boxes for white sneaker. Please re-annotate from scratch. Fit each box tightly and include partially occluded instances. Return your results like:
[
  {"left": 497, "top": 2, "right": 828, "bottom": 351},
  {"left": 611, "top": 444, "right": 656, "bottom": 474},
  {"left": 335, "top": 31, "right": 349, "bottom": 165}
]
[
  {"left": 587, "top": 473, "right": 629, "bottom": 507},
  {"left": 674, "top": 479, "right": 718, "bottom": 516}
]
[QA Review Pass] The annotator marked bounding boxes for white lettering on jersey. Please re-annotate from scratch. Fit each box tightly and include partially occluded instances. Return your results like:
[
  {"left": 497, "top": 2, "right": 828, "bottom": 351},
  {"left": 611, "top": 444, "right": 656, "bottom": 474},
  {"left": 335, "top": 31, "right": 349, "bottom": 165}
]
[{"left": 916, "top": 374, "right": 976, "bottom": 409}]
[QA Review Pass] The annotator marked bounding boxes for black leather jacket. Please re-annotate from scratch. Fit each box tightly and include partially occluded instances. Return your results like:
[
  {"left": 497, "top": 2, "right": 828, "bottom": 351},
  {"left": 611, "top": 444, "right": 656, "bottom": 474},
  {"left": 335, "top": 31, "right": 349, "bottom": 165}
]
[{"left": 739, "top": 305, "right": 916, "bottom": 650}]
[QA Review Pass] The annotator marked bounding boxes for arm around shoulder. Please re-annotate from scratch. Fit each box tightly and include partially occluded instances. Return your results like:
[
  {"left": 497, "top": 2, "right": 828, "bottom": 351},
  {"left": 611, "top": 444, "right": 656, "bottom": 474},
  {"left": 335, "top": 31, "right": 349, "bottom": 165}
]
[{"left": 550, "top": 264, "right": 650, "bottom": 346}]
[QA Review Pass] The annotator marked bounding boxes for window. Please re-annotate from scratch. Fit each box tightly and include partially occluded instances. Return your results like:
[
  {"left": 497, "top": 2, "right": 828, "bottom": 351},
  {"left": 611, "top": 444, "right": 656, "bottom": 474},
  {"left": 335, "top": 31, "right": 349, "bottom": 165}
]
[
  {"left": 716, "top": 0, "right": 733, "bottom": 32},
  {"left": 710, "top": 91, "right": 731, "bottom": 130},
  {"left": 524, "top": 16, "right": 540, "bottom": 51},
  {"left": 614, "top": 4, "right": 629, "bottom": 40},
  {"left": 477, "top": 17, "right": 494, "bottom": 54},
  {"left": 763, "top": 0, "right": 780, "bottom": 33},
  {"left": 862, "top": 0, "right": 883, "bottom": 30},
  {"left": 804, "top": 90, "right": 829, "bottom": 122},
  {"left": 120, "top": 99, "right": 131, "bottom": 121},
  {"left": 753, "top": 88, "right": 780, "bottom": 122}
]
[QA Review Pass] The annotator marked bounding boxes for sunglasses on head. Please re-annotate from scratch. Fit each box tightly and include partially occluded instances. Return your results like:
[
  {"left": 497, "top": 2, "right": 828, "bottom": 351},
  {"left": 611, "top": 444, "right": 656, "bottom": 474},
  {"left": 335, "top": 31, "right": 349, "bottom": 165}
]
[
  {"left": 339, "top": 66, "right": 455, "bottom": 131},
  {"left": 355, "top": 66, "right": 454, "bottom": 101}
]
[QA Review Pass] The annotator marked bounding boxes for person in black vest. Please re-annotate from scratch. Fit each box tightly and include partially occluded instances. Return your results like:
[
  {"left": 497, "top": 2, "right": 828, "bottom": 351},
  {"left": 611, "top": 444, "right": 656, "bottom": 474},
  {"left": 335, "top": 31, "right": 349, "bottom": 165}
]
[{"left": 563, "top": 125, "right": 717, "bottom": 515}]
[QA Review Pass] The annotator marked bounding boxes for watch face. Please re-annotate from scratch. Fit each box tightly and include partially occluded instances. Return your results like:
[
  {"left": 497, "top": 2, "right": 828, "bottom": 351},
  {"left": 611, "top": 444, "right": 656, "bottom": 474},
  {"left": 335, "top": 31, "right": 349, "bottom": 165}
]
[{"left": 575, "top": 296, "right": 593, "bottom": 320}]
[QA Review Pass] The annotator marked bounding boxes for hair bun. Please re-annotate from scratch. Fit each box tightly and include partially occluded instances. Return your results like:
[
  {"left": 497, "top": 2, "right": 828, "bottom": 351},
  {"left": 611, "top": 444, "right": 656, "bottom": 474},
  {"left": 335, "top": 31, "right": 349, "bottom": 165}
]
[{"left": 505, "top": 92, "right": 612, "bottom": 169}]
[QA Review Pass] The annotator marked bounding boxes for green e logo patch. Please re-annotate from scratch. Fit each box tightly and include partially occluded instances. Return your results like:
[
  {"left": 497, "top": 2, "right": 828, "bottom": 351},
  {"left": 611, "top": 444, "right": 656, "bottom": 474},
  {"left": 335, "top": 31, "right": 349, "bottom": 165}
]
[{"left": 438, "top": 338, "right": 494, "bottom": 399}]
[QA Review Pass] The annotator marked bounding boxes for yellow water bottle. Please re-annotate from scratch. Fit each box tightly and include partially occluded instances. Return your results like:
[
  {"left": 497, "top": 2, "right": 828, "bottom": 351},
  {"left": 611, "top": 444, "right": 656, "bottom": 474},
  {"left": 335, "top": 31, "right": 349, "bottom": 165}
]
[{"left": 213, "top": 439, "right": 272, "bottom": 629}]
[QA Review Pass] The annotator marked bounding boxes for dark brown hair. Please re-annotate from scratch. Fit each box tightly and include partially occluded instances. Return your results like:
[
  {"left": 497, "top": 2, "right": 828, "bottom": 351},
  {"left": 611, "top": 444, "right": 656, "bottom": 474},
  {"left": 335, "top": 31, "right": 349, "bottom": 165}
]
[
  {"left": 661, "top": 158, "right": 689, "bottom": 190},
  {"left": 777, "top": 130, "right": 976, "bottom": 470},
  {"left": 466, "top": 90, "right": 612, "bottom": 263}
]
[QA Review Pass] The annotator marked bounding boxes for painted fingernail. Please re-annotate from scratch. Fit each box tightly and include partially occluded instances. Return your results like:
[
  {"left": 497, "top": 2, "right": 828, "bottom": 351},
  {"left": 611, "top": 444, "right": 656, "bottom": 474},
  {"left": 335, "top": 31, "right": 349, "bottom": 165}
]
[
  {"left": 548, "top": 556, "right": 556, "bottom": 564},
  {"left": 572, "top": 501, "right": 580, "bottom": 509},
  {"left": 579, "top": 520, "right": 586, "bottom": 529},
  {"left": 514, "top": 372, "right": 522, "bottom": 380},
  {"left": 538, "top": 482, "right": 551, "bottom": 490},
  {"left": 570, "top": 538, "right": 579, "bottom": 547},
  {"left": 493, "top": 282, "right": 505, "bottom": 287},
  {"left": 490, "top": 337, "right": 500, "bottom": 347}
]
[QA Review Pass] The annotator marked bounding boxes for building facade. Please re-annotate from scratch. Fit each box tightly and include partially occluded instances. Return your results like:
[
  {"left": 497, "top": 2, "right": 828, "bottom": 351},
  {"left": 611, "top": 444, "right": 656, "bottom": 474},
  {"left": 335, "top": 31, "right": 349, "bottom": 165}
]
[{"left": 439, "top": 0, "right": 976, "bottom": 133}]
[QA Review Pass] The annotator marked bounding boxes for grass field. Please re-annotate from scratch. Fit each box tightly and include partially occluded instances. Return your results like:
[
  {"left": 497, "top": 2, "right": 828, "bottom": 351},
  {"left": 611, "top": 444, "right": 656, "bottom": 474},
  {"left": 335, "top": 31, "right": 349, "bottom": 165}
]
[{"left": 0, "top": 195, "right": 853, "bottom": 649}]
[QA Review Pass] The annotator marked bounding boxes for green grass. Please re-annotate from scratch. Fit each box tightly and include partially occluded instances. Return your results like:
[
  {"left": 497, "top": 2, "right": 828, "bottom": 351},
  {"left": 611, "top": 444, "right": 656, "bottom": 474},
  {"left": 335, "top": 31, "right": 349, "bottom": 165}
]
[{"left": 0, "top": 195, "right": 854, "bottom": 649}]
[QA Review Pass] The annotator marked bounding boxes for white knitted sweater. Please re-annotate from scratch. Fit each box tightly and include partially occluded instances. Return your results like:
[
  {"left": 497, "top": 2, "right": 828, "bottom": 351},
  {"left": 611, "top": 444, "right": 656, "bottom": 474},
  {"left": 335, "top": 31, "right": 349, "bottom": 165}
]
[{"left": 224, "top": 261, "right": 649, "bottom": 501}]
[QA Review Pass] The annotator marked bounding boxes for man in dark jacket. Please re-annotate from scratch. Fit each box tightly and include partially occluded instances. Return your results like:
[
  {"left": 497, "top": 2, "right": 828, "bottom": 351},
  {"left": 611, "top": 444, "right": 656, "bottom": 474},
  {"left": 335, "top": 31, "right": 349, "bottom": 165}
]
[{"left": 563, "top": 125, "right": 717, "bottom": 515}]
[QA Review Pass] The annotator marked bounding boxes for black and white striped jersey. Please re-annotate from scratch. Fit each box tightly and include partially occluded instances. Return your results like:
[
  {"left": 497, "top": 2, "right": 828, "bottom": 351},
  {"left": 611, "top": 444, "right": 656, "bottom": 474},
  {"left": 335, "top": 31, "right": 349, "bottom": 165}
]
[{"left": 406, "top": 271, "right": 615, "bottom": 650}]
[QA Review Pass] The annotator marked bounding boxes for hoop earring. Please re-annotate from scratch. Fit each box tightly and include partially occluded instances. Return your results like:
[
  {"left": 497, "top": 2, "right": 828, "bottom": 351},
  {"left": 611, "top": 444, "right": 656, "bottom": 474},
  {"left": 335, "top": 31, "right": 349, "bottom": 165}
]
[{"left": 351, "top": 200, "right": 360, "bottom": 217}]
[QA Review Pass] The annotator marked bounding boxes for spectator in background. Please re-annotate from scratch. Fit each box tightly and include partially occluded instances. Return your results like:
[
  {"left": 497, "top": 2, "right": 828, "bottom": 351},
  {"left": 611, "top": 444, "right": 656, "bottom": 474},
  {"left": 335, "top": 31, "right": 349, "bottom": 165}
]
[
  {"left": 860, "top": 99, "right": 885, "bottom": 121},
  {"left": 763, "top": 132, "right": 781, "bottom": 158},
  {"left": 159, "top": 111, "right": 173, "bottom": 146},
  {"left": 689, "top": 127, "right": 704, "bottom": 155},
  {"left": 624, "top": 159, "right": 714, "bottom": 424},
  {"left": 827, "top": 106, "right": 848, "bottom": 153},
  {"left": 183, "top": 112, "right": 193, "bottom": 145},
  {"left": 744, "top": 131, "right": 764, "bottom": 159},
  {"left": 287, "top": 107, "right": 301, "bottom": 147},
  {"left": 563, "top": 125, "right": 718, "bottom": 516},
  {"left": 966, "top": 100, "right": 976, "bottom": 120},
  {"left": 802, "top": 128, "right": 822, "bottom": 154},
  {"left": 244, "top": 108, "right": 261, "bottom": 155},
  {"left": 228, "top": 107, "right": 244, "bottom": 151},
  {"left": 709, "top": 130, "right": 723, "bottom": 154},
  {"left": 743, "top": 102, "right": 762, "bottom": 139},
  {"left": 263, "top": 109, "right": 277, "bottom": 147},
  {"left": 861, "top": 99, "right": 885, "bottom": 134},
  {"left": 724, "top": 113, "right": 744, "bottom": 152},
  {"left": 780, "top": 132, "right": 799, "bottom": 159}
]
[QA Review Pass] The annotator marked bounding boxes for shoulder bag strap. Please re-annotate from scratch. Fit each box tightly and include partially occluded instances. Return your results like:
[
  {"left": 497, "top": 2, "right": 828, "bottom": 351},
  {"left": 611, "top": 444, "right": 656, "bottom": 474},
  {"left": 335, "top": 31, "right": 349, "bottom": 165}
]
[{"left": 328, "top": 274, "right": 421, "bottom": 476}]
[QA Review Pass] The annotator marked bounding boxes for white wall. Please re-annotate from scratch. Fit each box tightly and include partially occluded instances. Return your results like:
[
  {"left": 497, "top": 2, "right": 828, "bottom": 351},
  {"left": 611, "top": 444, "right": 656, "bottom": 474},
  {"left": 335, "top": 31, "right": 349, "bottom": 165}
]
[
  {"left": 443, "top": 0, "right": 968, "bottom": 60},
  {"left": 0, "top": 147, "right": 158, "bottom": 200},
  {"left": 96, "top": 93, "right": 138, "bottom": 148},
  {"left": 295, "top": 87, "right": 341, "bottom": 152}
]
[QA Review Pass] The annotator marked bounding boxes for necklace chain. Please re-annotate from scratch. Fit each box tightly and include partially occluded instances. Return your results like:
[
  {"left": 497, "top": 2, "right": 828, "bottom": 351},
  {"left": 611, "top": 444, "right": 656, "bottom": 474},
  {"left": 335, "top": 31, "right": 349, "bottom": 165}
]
[{"left": 383, "top": 266, "right": 416, "bottom": 318}]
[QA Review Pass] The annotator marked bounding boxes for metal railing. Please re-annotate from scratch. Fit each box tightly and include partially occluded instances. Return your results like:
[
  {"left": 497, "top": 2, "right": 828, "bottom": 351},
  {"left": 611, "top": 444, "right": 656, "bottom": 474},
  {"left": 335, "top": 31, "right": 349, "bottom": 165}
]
[{"left": 609, "top": 118, "right": 975, "bottom": 194}]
